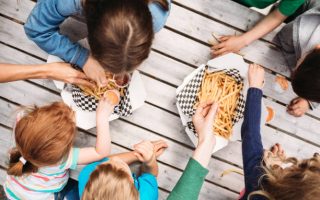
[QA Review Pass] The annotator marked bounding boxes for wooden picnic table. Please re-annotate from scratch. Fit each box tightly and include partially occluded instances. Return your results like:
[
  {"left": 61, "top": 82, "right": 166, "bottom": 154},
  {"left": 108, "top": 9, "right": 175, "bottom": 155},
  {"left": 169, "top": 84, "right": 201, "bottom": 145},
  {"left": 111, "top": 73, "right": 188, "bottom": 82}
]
[{"left": 0, "top": 0, "right": 320, "bottom": 199}]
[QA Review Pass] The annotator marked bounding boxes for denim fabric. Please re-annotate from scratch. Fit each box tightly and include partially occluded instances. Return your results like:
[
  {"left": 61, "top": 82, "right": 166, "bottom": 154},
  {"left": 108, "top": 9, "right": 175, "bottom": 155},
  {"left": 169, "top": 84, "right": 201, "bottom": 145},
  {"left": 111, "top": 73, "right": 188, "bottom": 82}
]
[{"left": 24, "top": 0, "right": 171, "bottom": 69}]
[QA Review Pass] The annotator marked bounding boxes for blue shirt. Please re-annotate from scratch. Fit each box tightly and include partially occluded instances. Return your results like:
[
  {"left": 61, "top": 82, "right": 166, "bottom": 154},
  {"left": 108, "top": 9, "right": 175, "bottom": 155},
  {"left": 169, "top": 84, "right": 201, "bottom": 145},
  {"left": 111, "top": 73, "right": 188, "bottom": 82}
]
[
  {"left": 240, "top": 88, "right": 266, "bottom": 200},
  {"left": 24, "top": 0, "right": 171, "bottom": 68},
  {"left": 78, "top": 158, "right": 159, "bottom": 200}
]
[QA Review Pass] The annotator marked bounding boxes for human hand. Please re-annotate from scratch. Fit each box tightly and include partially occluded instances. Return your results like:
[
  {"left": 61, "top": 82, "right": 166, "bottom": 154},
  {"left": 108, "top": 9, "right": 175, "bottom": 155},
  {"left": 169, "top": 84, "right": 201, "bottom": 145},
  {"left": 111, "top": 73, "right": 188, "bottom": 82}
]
[
  {"left": 248, "top": 64, "right": 265, "bottom": 89},
  {"left": 287, "top": 97, "right": 310, "bottom": 117},
  {"left": 48, "top": 62, "right": 95, "bottom": 89},
  {"left": 211, "top": 35, "right": 247, "bottom": 57},
  {"left": 96, "top": 93, "right": 117, "bottom": 121},
  {"left": 192, "top": 102, "right": 219, "bottom": 145},
  {"left": 151, "top": 140, "right": 168, "bottom": 158},
  {"left": 133, "top": 141, "right": 156, "bottom": 165},
  {"left": 83, "top": 55, "right": 108, "bottom": 87}
]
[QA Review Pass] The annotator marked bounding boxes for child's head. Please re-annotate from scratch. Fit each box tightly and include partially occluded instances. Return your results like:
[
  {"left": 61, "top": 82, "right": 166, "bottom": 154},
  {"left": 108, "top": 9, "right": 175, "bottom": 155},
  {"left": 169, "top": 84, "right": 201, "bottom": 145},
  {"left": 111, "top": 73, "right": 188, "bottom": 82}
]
[
  {"left": 249, "top": 153, "right": 320, "bottom": 200},
  {"left": 292, "top": 48, "right": 320, "bottom": 102},
  {"left": 7, "top": 102, "right": 76, "bottom": 176},
  {"left": 82, "top": 157, "right": 139, "bottom": 200},
  {"left": 84, "top": 0, "right": 169, "bottom": 74}
]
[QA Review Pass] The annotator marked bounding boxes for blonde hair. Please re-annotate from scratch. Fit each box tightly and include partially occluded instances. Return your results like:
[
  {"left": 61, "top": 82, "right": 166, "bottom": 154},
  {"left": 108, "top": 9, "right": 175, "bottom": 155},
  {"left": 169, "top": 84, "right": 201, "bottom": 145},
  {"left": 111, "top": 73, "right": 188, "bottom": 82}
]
[
  {"left": 249, "top": 153, "right": 320, "bottom": 200},
  {"left": 7, "top": 102, "right": 76, "bottom": 176},
  {"left": 82, "top": 161, "right": 139, "bottom": 200}
]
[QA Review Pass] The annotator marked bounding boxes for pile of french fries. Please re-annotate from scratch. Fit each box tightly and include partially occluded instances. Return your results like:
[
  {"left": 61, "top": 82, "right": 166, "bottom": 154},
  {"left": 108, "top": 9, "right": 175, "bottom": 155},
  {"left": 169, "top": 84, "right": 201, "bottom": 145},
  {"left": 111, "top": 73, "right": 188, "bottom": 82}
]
[
  {"left": 195, "top": 71, "right": 243, "bottom": 139},
  {"left": 78, "top": 72, "right": 125, "bottom": 100}
]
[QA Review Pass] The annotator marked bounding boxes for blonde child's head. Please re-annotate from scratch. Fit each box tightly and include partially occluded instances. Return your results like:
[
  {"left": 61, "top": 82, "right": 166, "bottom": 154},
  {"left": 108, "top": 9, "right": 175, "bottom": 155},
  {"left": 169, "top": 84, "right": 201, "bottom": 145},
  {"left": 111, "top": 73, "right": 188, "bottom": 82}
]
[
  {"left": 82, "top": 157, "right": 139, "bottom": 200},
  {"left": 249, "top": 153, "right": 320, "bottom": 200},
  {"left": 7, "top": 102, "right": 77, "bottom": 176}
]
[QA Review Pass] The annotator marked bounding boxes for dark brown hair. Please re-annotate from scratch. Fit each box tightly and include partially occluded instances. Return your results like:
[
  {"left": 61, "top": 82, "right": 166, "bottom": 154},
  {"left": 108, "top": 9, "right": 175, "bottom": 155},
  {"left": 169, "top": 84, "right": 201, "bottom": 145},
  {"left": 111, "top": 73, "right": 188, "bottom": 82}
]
[
  {"left": 292, "top": 49, "right": 320, "bottom": 102},
  {"left": 84, "top": 0, "right": 169, "bottom": 74},
  {"left": 7, "top": 102, "right": 77, "bottom": 176},
  {"left": 82, "top": 161, "right": 139, "bottom": 200}
]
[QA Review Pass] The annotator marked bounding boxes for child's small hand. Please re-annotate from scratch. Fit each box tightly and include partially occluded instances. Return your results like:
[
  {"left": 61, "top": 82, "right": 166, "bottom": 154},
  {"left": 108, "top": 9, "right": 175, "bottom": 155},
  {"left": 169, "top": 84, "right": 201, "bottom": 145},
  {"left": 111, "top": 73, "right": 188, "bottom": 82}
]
[
  {"left": 133, "top": 141, "right": 156, "bottom": 165},
  {"left": 287, "top": 97, "right": 310, "bottom": 117},
  {"left": 151, "top": 140, "right": 168, "bottom": 158},
  {"left": 96, "top": 95, "right": 116, "bottom": 120},
  {"left": 248, "top": 64, "right": 265, "bottom": 89},
  {"left": 192, "top": 102, "right": 219, "bottom": 146}
]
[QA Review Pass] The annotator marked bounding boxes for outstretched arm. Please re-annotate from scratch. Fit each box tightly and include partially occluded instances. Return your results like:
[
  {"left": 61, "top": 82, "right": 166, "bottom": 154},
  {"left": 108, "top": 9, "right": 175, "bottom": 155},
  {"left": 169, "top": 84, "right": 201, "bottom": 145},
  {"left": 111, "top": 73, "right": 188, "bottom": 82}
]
[
  {"left": 241, "top": 64, "right": 265, "bottom": 199},
  {"left": 77, "top": 95, "right": 115, "bottom": 165},
  {"left": 168, "top": 103, "right": 218, "bottom": 200},
  {"left": 0, "top": 63, "right": 94, "bottom": 88},
  {"left": 212, "top": 9, "right": 286, "bottom": 56}
]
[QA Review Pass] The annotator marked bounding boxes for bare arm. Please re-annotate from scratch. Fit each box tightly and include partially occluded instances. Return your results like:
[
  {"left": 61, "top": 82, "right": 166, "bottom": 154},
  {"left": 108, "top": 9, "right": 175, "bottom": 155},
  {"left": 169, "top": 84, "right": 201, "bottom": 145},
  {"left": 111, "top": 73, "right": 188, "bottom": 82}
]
[
  {"left": 77, "top": 97, "right": 114, "bottom": 165},
  {"left": 241, "top": 9, "right": 286, "bottom": 46},
  {"left": 212, "top": 9, "right": 287, "bottom": 56},
  {"left": 0, "top": 63, "right": 50, "bottom": 83},
  {"left": 109, "top": 151, "right": 139, "bottom": 165},
  {"left": 0, "top": 63, "right": 94, "bottom": 88}
]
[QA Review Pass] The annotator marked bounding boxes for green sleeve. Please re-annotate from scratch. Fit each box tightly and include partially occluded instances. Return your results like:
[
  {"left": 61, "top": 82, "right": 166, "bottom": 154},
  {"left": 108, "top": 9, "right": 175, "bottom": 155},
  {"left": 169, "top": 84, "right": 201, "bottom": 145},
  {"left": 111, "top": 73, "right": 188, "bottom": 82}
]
[
  {"left": 167, "top": 158, "right": 209, "bottom": 200},
  {"left": 278, "top": 0, "right": 305, "bottom": 16}
]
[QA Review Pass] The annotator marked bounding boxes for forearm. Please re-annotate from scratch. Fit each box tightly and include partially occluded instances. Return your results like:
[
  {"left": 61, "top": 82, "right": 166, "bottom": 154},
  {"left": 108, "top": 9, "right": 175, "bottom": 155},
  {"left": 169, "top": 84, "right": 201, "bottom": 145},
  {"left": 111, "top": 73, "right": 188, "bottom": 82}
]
[
  {"left": 241, "top": 88, "right": 264, "bottom": 196},
  {"left": 0, "top": 63, "right": 51, "bottom": 83},
  {"left": 95, "top": 121, "right": 111, "bottom": 157},
  {"left": 167, "top": 158, "right": 208, "bottom": 200},
  {"left": 109, "top": 151, "right": 139, "bottom": 164},
  {"left": 192, "top": 137, "right": 215, "bottom": 168},
  {"left": 141, "top": 160, "right": 158, "bottom": 177},
  {"left": 241, "top": 9, "right": 286, "bottom": 45}
]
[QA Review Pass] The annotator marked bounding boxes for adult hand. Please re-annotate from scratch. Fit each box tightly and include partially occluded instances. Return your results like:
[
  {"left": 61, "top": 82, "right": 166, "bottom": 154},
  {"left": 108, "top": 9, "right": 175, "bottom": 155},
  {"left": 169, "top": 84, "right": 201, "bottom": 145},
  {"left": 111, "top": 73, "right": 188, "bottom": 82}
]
[
  {"left": 192, "top": 102, "right": 219, "bottom": 145},
  {"left": 287, "top": 97, "right": 310, "bottom": 117},
  {"left": 133, "top": 141, "right": 156, "bottom": 165},
  {"left": 248, "top": 63, "right": 265, "bottom": 89},
  {"left": 48, "top": 62, "right": 95, "bottom": 89},
  {"left": 211, "top": 35, "right": 247, "bottom": 57},
  {"left": 151, "top": 140, "right": 168, "bottom": 158},
  {"left": 83, "top": 55, "right": 108, "bottom": 87}
]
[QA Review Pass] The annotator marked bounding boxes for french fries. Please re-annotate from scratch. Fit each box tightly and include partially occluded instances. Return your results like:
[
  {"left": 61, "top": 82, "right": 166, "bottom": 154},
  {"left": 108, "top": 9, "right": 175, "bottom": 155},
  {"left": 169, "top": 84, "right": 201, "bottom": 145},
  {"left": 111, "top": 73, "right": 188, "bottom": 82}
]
[
  {"left": 78, "top": 72, "right": 125, "bottom": 100},
  {"left": 195, "top": 71, "right": 243, "bottom": 139}
]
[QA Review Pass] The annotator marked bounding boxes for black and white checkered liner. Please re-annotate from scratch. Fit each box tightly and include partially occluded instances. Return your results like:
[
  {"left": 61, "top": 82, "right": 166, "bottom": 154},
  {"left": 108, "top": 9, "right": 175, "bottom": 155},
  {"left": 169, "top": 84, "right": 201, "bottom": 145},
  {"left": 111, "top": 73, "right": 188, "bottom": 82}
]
[
  {"left": 72, "top": 85, "right": 133, "bottom": 116},
  {"left": 177, "top": 67, "right": 246, "bottom": 135}
]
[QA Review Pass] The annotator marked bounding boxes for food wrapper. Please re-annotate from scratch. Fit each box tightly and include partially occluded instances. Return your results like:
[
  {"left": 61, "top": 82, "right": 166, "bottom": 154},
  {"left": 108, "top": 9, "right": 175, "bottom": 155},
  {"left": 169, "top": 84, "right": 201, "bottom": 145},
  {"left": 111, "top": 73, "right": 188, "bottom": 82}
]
[
  {"left": 47, "top": 55, "right": 146, "bottom": 130},
  {"left": 176, "top": 53, "right": 267, "bottom": 153}
]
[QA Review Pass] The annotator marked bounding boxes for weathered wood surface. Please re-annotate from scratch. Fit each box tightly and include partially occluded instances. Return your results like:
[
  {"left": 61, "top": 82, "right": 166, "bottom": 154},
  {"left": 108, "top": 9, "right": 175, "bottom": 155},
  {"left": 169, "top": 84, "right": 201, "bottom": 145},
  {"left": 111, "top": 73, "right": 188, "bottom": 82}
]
[{"left": 1, "top": 0, "right": 320, "bottom": 199}]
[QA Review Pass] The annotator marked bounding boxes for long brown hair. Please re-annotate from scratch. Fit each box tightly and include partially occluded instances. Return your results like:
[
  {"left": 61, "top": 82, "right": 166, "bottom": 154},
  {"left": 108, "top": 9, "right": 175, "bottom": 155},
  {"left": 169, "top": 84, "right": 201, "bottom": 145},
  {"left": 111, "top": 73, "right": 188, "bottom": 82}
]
[
  {"left": 82, "top": 161, "right": 139, "bottom": 200},
  {"left": 249, "top": 154, "right": 320, "bottom": 200},
  {"left": 7, "top": 102, "right": 77, "bottom": 176},
  {"left": 84, "top": 0, "right": 169, "bottom": 74}
]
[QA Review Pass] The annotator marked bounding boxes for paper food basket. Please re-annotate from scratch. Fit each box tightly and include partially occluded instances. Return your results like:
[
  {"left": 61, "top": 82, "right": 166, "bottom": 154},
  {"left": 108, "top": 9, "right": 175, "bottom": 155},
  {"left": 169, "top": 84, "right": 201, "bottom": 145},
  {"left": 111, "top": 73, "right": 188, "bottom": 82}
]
[
  {"left": 47, "top": 54, "right": 146, "bottom": 130},
  {"left": 176, "top": 53, "right": 267, "bottom": 153}
]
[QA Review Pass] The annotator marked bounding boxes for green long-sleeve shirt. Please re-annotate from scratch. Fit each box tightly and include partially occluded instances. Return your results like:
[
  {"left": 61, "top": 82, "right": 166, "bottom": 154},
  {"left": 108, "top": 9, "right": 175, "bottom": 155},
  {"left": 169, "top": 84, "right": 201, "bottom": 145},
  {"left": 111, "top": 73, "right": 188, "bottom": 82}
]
[
  {"left": 167, "top": 158, "right": 209, "bottom": 200},
  {"left": 237, "top": 0, "right": 305, "bottom": 16}
]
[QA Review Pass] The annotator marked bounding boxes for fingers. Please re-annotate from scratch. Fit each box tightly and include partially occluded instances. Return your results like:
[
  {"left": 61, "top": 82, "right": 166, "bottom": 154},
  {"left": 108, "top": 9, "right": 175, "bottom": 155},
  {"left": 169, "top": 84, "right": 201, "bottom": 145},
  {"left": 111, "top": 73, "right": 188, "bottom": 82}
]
[
  {"left": 74, "top": 78, "right": 96, "bottom": 89},
  {"left": 195, "top": 102, "right": 209, "bottom": 116},
  {"left": 212, "top": 48, "right": 228, "bottom": 57},
  {"left": 97, "top": 75, "right": 108, "bottom": 88},
  {"left": 133, "top": 152, "right": 144, "bottom": 162},
  {"left": 205, "top": 102, "right": 219, "bottom": 122}
]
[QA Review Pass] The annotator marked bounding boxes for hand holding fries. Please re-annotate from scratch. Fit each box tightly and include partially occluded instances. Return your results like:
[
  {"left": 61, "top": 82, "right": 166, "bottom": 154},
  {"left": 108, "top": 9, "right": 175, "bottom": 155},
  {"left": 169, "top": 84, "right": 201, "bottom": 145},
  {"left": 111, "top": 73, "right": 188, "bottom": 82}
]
[
  {"left": 192, "top": 102, "right": 219, "bottom": 145},
  {"left": 248, "top": 64, "right": 265, "bottom": 89}
]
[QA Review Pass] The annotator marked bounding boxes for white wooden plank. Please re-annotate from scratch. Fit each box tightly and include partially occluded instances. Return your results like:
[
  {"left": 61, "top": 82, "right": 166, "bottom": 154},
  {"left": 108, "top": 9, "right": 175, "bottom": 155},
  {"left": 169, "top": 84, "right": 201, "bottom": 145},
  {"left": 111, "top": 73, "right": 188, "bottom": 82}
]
[
  {"left": 0, "top": 93, "right": 245, "bottom": 192},
  {"left": 265, "top": 98, "right": 320, "bottom": 146},
  {"left": 0, "top": 16, "right": 47, "bottom": 60},
  {"left": 0, "top": 0, "right": 32, "bottom": 23},
  {"left": 167, "top": 4, "right": 290, "bottom": 77},
  {"left": 173, "top": 0, "right": 284, "bottom": 43},
  {"left": 0, "top": 168, "right": 6, "bottom": 185}
]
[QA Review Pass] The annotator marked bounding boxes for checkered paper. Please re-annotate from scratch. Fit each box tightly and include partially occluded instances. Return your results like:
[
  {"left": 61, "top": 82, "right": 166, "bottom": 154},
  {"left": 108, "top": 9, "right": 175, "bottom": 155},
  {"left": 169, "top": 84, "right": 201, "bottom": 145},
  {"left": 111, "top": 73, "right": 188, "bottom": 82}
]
[
  {"left": 72, "top": 85, "right": 133, "bottom": 116},
  {"left": 177, "top": 66, "right": 246, "bottom": 136}
]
